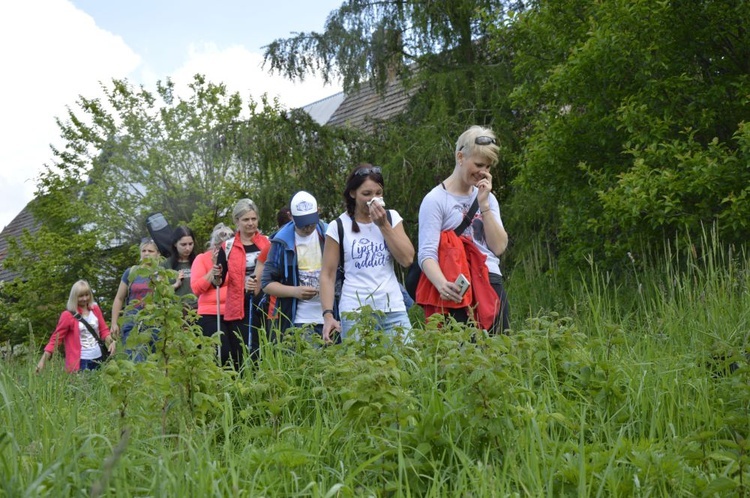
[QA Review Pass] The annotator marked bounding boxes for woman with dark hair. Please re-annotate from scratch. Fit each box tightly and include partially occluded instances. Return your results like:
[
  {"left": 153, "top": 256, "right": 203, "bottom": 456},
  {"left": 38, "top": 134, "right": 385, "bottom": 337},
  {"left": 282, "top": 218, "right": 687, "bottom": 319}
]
[
  {"left": 165, "top": 226, "right": 197, "bottom": 303},
  {"left": 319, "top": 164, "right": 415, "bottom": 342}
]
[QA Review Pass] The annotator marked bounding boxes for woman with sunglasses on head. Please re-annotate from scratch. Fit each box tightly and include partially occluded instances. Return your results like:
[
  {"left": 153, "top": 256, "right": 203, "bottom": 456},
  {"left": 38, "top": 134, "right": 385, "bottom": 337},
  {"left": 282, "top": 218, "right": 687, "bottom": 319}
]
[
  {"left": 36, "top": 280, "right": 116, "bottom": 373},
  {"left": 110, "top": 238, "right": 160, "bottom": 360},
  {"left": 320, "top": 164, "right": 415, "bottom": 343},
  {"left": 416, "top": 125, "right": 510, "bottom": 334}
]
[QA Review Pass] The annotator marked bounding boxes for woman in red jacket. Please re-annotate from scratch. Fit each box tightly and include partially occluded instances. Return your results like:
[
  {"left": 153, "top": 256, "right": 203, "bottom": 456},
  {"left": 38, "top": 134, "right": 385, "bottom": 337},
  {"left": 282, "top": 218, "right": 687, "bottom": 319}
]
[
  {"left": 217, "top": 198, "right": 270, "bottom": 370},
  {"left": 36, "top": 280, "right": 116, "bottom": 372}
]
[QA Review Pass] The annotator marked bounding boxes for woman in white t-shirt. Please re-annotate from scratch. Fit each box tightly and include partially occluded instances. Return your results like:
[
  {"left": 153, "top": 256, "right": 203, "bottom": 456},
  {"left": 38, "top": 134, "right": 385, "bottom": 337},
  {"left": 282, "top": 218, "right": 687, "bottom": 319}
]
[{"left": 320, "top": 164, "right": 415, "bottom": 342}]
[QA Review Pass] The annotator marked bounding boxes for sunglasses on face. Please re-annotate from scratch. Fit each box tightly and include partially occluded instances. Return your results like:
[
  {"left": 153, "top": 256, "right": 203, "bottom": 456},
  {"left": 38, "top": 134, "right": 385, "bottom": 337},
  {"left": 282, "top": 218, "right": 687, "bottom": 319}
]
[{"left": 354, "top": 166, "right": 382, "bottom": 176}]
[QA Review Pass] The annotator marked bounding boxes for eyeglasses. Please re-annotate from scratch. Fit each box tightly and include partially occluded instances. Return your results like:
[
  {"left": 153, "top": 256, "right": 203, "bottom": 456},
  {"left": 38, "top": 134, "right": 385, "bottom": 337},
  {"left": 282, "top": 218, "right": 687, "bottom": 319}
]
[
  {"left": 354, "top": 166, "right": 382, "bottom": 176},
  {"left": 460, "top": 136, "right": 497, "bottom": 151}
]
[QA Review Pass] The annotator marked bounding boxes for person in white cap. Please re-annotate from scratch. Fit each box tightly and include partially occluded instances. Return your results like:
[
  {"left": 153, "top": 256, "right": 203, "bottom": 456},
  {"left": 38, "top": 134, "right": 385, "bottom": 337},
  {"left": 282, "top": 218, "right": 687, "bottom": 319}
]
[{"left": 261, "top": 191, "right": 329, "bottom": 343}]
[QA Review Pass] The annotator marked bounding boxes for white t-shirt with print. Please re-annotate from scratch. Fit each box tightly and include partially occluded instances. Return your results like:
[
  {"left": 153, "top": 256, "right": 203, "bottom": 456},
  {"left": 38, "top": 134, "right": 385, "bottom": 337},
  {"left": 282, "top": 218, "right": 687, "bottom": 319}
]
[
  {"left": 78, "top": 312, "right": 102, "bottom": 360},
  {"left": 326, "top": 211, "right": 406, "bottom": 314},
  {"left": 294, "top": 230, "right": 323, "bottom": 324}
]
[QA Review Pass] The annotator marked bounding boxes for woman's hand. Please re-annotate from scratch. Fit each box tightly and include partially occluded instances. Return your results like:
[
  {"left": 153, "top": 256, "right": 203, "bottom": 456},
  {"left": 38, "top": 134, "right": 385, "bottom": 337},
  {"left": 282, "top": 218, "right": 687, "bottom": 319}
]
[
  {"left": 296, "top": 286, "right": 319, "bottom": 301},
  {"left": 110, "top": 323, "right": 120, "bottom": 340},
  {"left": 245, "top": 276, "right": 258, "bottom": 294},
  {"left": 107, "top": 340, "right": 117, "bottom": 356},
  {"left": 369, "top": 201, "right": 388, "bottom": 227},
  {"left": 437, "top": 279, "right": 463, "bottom": 303},
  {"left": 35, "top": 352, "right": 50, "bottom": 373},
  {"left": 173, "top": 270, "right": 185, "bottom": 289},
  {"left": 322, "top": 314, "right": 341, "bottom": 344},
  {"left": 476, "top": 171, "right": 493, "bottom": 206}
]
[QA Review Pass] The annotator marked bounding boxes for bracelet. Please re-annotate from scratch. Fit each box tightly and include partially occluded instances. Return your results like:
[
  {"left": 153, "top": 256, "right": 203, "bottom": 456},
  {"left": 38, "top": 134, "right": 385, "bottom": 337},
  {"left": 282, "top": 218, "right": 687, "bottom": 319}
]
[
  {"left": 481, "top": 208, "right": 491, "bottom": 214},
  {"left": 322, "top": 309, "right": 334, "bottom": 317}
]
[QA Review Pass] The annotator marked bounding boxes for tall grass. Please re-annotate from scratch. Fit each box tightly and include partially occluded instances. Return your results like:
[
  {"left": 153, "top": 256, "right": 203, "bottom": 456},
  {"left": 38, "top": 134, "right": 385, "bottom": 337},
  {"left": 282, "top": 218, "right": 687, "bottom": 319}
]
[{"left": 1, "top": 230, "right": 749, "bottom": 496}]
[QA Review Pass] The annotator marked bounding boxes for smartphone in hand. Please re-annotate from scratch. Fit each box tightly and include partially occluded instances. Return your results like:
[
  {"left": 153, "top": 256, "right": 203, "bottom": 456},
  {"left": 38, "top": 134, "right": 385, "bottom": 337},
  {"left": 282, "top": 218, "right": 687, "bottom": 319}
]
[{"left": 455, "top": 273, "right": 470, "bottom": 297}]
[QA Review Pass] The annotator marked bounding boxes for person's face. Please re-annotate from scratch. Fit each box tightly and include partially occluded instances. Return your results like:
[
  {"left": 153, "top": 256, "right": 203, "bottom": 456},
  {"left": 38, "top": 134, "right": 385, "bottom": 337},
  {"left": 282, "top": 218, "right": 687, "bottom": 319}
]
[
  {"left": 175, "top": 235, "right": 194, "bottom": 260},
  {"left": 351, "top": 179, "right": 384, "bottom": 212},
  {"left": 237, "top": 210, "right": 258, "bottom": 237},
  {"left": 458, "top": 151, "right": 492, "bottom": 185},
  {"left": 140, "top": 243, "right": 158, "bottom": 260},
  {"left": 295, "top": 223, "right": 317, "bottom": 237},
  {"left": 77, "top": 289, "right": 91, "bottom": 308}
]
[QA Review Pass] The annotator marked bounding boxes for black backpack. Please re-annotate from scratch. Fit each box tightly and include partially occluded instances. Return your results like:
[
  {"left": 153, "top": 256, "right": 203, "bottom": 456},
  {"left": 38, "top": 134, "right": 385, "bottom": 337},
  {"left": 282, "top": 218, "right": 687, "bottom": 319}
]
[{"left": 145, "top": 212, "right": 173, "bottom": 258}]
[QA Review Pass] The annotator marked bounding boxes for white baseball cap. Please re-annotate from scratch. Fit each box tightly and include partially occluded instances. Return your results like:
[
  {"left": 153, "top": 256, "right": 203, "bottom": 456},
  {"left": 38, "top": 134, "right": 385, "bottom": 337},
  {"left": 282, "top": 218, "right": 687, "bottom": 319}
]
[{"left": 290, "top": 191, "right": 319, "bottom": 228}]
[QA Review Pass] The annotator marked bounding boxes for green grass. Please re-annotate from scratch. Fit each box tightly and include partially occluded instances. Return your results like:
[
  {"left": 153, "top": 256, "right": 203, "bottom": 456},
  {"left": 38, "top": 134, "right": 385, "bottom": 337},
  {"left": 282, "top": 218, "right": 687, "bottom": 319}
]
[{"left": 2, "top": 233, "right": 749, "bottom": 496}]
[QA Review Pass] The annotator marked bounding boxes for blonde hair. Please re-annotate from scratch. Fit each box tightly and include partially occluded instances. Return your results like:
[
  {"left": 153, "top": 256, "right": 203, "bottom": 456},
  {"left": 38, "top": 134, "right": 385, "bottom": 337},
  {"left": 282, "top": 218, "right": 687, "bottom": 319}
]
[
  {"left": 455, "top": 125, "right": 500, "bottom": 166},
  {"left": 66, "top": 280, "right": 95, "bottom": 313},
  {"left": 232, "top": 198, "right": 258, "bottom": 227},
  {"left": 210, "top": 223, "right": 235, "bottom": 248}
]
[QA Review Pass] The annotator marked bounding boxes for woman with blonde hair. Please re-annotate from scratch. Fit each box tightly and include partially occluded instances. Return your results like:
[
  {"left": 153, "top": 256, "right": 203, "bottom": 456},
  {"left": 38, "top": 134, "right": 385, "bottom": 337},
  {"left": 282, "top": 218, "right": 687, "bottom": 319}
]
[
  {"left": 216, "top": 199, "right": 270, "bottom": 369},
  {"left": 36, "top": 280, "right": 116, "bottom": 372},
  {"left": 191, "top": 223, "right": 235, "bottom": 349},
  {"left": 110, "top": 238, "right": 160, "bottom": 360},
  {"left": 416, "top": 125, "right": 510, "bottom": 333}
]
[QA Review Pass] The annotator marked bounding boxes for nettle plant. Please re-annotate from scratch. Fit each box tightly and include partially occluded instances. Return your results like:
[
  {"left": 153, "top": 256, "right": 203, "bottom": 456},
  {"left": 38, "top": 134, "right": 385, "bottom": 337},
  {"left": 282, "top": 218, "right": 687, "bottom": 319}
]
[{"left": 101, "top": 258, "right": 231, "bottom": 435}]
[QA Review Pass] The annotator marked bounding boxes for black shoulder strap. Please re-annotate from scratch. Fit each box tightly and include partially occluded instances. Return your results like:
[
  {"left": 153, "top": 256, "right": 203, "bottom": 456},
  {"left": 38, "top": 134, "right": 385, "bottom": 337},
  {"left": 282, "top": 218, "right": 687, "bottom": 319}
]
[
  {"left": 454, "top": 197, "right": 479, "bottom": 236},
  {"left": 336, "top": 218, "right": 345, "bottom": 279},
  {"left": 69, "top": 310, "right": 102, "bottom": 340}
]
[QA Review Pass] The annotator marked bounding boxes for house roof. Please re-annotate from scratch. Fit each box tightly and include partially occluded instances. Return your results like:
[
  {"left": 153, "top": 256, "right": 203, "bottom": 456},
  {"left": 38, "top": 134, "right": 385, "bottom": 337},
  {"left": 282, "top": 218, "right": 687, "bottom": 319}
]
[
  {"left": 301, "top": 91, "right": 346, "bottom": 125},
  {"left": 0, "top": 201, "right": 39, "bottom": 283},
  {"left": 326, "top": 79, "right": 419, "bottom": 133}
]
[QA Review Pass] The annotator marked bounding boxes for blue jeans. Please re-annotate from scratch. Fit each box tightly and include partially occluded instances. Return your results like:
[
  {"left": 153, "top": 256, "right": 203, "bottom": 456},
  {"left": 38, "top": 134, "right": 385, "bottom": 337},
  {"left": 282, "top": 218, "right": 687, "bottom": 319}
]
[
  {"left": 79, "top": 358, "right": 102, "bottom": 371},
  {"left": 293, "top": 323, "right": 324, "bottom": 347},
  {"left": 340, "top": 310, "right": 411, "bottom": 342},
  {"left": 122, "top": 321, "right": 158, "bottom": 363}
]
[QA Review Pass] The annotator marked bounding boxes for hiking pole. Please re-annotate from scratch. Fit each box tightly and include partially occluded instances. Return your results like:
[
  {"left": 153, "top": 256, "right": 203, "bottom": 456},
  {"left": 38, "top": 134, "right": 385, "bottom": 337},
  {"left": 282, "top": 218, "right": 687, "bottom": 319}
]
[{"left": 216, "top": 283, "right": 221, "bottom": 363}]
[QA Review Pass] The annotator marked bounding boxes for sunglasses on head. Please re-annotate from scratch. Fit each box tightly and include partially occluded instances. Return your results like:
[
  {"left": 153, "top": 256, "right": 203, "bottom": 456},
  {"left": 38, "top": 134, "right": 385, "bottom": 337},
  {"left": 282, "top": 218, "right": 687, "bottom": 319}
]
[
  {"left": 460, "top": 136, "right": 497, "bottom": 151},
  {"left": 141, "top": 237, "right": 154, "bottom": 244},
  {"left": 354, "top": 166, "right": 382, "bottom": 177}
]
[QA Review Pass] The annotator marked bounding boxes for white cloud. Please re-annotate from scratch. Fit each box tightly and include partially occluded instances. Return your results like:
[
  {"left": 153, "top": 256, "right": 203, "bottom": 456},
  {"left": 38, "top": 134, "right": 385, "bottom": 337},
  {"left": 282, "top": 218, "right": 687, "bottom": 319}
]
[
  {"left": 0, "top": 1, "right": 341, "bottom": 230},
  {"left": 0, "top": 0, "right": 140, "bottom": 228},
  {"left": 169, "top": 42, "right": 340, "bottom": 111}
]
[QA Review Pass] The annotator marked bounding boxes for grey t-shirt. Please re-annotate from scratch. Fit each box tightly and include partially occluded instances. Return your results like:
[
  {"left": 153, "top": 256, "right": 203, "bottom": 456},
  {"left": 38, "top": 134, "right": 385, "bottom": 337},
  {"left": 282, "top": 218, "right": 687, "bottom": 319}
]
[{"left": 417, "top": 185, "right": 504, "bottom": 276}]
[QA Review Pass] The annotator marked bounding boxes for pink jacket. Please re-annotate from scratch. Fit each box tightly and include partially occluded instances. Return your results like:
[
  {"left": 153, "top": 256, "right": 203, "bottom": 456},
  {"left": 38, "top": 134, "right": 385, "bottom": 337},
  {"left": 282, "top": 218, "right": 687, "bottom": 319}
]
[
  {"left": 44, "top": 304, "right": 111, "bottom": 372},
  {"left": 191, "top": 250, "right": 228, "bottom": 316}
]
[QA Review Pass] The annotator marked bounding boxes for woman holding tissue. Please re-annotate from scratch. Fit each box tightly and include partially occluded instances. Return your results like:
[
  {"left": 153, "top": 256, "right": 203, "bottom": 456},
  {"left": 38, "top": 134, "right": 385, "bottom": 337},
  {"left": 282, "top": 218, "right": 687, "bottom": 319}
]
[{"left": 319, "top": 164, "right": 415, "bottom": 342}]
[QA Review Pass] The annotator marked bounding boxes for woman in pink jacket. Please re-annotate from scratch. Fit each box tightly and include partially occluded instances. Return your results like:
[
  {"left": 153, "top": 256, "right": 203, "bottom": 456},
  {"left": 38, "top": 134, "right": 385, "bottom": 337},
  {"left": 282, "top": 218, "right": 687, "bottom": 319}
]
[
  {"left": 36, "top": 280, "right": 116, "bottom": 372},
  {"left": 191, "top": 223, "right": 234, "bottom": 358}
]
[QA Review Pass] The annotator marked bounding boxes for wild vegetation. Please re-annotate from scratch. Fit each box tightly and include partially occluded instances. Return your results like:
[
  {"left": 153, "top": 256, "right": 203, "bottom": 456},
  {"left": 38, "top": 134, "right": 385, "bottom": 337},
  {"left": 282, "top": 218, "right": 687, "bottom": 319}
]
[
  {"left": 1, "top": 1, "right": 749, "bottom": 494},
  {"left": 1, "top": 232, "right": 748, "bottom": 496}
]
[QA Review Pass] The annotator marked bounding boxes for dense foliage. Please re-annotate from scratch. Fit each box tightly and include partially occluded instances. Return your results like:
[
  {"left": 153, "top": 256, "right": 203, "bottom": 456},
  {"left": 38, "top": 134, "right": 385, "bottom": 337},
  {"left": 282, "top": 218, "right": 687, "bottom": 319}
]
[{"left": 2, "top": 235, "right": 749, "bottom": 496}]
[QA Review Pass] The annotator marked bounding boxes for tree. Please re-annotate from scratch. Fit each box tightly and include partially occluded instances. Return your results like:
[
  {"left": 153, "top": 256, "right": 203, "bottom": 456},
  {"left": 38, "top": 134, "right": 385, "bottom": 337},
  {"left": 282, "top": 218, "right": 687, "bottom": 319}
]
[
  {"left": 1, "top": 75, "right": 368, "bottom": 343},
  {"left": 506, "top": 0, "right": 750, "bottom": 267}
]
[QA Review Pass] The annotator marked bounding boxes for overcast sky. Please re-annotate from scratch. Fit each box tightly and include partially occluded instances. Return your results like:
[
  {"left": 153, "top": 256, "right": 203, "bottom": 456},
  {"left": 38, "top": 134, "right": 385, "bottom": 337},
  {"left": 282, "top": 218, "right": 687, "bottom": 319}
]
[{"left": 0, "top": 0, "right": 343, "bottom": 229}]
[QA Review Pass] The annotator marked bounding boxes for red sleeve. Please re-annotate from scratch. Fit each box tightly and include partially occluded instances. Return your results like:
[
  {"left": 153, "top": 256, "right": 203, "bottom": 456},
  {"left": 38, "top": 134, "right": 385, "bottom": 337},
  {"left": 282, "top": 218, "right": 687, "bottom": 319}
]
[
  {"left": 258, "top": 244, "right": 271, "bottom": 264},
  {"left": 92, "top": 305, "right": 111, "bottom": 339},
  {"left": 44, "top": 311, "right": 72, "bottom": 354}
]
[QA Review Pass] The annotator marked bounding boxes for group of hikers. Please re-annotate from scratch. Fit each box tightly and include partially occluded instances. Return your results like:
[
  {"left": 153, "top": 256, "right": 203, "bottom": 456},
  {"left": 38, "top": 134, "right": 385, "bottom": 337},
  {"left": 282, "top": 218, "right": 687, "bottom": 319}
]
[{"left": 36, "top": 125, "right": 510, "bottom": 373}]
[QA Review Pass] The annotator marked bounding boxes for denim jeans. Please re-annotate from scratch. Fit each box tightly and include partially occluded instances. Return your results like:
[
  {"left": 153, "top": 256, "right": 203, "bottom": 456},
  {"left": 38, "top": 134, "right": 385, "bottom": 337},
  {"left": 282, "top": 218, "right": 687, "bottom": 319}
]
[
  {"left": 79, "top": 358, "right": 102, "bottom": 371},
  {"left": 340, "top": 310, "right": 411, "bottom": 342}
]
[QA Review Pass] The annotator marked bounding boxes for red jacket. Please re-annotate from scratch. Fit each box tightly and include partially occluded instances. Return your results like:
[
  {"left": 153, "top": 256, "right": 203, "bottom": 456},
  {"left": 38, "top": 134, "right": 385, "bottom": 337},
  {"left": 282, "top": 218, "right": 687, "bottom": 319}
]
[
  {"left": 44, "top": 304, "right": 111, "bottom": 372},
  {"left": 191, "top": 250, "right": 228, "bottom": 316},
  {"left": 417, "top": 231, "right": 501, "bottom": 330},
  {"left": 222, "top": 231, "right": 270, "bottom": 321}
]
